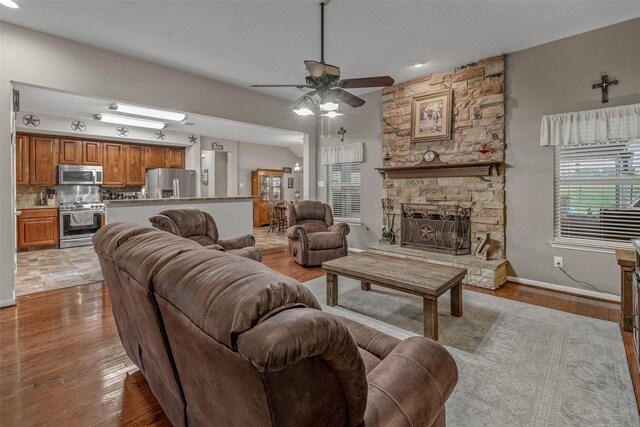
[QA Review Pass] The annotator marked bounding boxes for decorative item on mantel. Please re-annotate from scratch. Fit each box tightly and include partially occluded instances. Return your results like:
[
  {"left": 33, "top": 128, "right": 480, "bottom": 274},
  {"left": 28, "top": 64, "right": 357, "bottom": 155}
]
[
  {"left": 379, "top": 198, "right": 396, "bottom": 245},
  {"left": 376, "top": 150, "right": 501, "bottom": 179}
]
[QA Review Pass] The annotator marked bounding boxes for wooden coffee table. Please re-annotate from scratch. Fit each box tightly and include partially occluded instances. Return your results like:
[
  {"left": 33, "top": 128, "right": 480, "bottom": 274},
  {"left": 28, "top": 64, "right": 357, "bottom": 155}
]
[{"left": 322, "top": 252, "right": 467, "bottom": 340}]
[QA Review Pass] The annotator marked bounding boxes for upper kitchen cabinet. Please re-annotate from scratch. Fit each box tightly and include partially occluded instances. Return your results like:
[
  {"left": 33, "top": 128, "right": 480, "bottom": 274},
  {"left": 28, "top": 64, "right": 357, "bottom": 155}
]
[
  {"left": 59, "top": 139, "right": 103, "bottom": 166},
  {"left": 167, "top": 147, "right": 185, "bottom": 168},
  {"left": 59, "top": 139, "right": 82, "bottom": 165},
  {"left": 103, "top": 143, "right": 126, "bottom": 186},
  {"left": 145, "top": 145, "right": 166, "bottom": 169},
  {"left": 15, "top": 133, "right": 29, "bottom": 186},
  {"left": 82, "top": 141, "right": 103, "bottom": 166},
  {"left": 29, "top": 136, "right": 58, "bottom": 186},
  {"left": 125, "top": 144, "right": 145, "bottom": 186}
]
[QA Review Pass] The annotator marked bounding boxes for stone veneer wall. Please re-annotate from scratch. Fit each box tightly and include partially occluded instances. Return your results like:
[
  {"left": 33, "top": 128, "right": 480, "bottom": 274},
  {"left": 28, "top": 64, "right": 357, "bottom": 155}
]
[{"left": 381, "top": 55, "right": 506, "bottom": 259}]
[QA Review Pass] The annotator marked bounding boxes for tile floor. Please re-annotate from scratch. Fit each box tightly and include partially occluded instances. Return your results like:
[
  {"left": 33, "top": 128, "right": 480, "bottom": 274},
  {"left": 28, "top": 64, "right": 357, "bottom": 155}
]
[
  {"left": 14, "top": 227, "right": 289, "bottom": 297},
  {"left": 15, "top": 246, "right": 103, "bottom": 297}
]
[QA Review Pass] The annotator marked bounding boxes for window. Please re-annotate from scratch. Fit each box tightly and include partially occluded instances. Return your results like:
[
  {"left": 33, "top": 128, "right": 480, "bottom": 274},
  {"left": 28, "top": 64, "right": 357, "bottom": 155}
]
[
  {"left": 327, "top": 162, "right": 361, "bottom": 223},
  {"left": 555, "top": 139, "right": 640, "bottom": 247}
]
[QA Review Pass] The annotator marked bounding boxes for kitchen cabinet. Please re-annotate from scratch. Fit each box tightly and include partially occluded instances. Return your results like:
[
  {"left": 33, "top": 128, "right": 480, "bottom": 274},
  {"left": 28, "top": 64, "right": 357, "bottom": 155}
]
[
  {"left": 125, "top": 144, "right": 146, "bottom": 186},
  {"left": 82, "top": 141, "right": 103, "bottom": 166},
  {"left": 145, "top": 145, "right": 166, "bottom": 169},
  {"left": 103, "top": 143, "right": 126, "bottom": 186},
  {"left": 29, "top": 136, "right": 58, "bottom": 186},
  {"left": 59, "top": 139, "right": 103, "bottom": 166},
  {"left": 252, "top": 169, "right": 284, "bottom": 227},
  {"left": 59, "top": 139, "right": 82, "bottom": 165},
  {"left": 167, "top": 147, "right": 185, "bottom": 168},
  {"left": 17, "top": 208, "right": 59, "bottom": 249},
  {"left": 15, "top": 133, "right": 29, "bottom": 186}
]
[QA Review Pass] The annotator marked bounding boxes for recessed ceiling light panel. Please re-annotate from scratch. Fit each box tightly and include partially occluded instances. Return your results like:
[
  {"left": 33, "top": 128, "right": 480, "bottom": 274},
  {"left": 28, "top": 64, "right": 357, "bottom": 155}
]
[
  {"left": 94, "top": 114, "right": 167, "bottom": 130},
  {"left": 109, "top": 103, "right": 186, "bottom": 121},
  {"left": 0, "top": 0, "right": 20, "bottom": 9}
]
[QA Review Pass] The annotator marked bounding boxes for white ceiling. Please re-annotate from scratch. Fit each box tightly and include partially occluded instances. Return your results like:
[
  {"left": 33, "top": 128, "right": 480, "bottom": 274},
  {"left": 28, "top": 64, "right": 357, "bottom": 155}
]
[
  {"left": 2, "top": 1, "right": 640, "bottom": 102},
  {"left": 15, "top": 84, "right": 306, "bottom": 155}
]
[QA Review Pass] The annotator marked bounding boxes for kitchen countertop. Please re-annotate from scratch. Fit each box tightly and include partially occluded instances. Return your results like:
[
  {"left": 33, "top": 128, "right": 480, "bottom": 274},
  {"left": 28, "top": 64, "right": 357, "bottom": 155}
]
[
  {"left": 17, "top": 205, "right": 58, "bottom": 210},
  {"left": 104, "top": 196, "right": 255, "bottom": 206}
]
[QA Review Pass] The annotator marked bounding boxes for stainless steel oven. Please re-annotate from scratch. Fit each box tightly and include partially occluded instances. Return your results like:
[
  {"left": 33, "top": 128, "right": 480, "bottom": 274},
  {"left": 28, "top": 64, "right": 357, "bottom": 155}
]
[
  {"left": 58, "top": 165, "right": 103, "bottom": 185},
  {"left": 59, "top": 204, "right": 104, "bottom": 248}
]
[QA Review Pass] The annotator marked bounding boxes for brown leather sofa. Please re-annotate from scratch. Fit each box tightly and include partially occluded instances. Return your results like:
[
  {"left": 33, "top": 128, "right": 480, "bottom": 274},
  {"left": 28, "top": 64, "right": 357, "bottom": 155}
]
[
  {"left": 94, "top": 222, "right": 458, "bottom": 427},
  {"left": 149, "top": 207, "right": 261, "bottom": 262},
  {"left": 286, "top": 200, "right": 350, "bottom": 266}
]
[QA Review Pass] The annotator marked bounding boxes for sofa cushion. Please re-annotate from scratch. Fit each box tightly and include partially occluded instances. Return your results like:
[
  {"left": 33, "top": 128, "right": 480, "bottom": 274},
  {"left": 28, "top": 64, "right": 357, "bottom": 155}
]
[
  {"left": 188, "top": 235, "right": 216, "bottom": 246},
  {"left": 152, "top": 249, "right": 320, "bottom": 350},
  {"left": 307, "top": 231, "right": 345, "bottom": 250},
  {"left": 298, "top": 219, "right": 328, "bottom": 234}
]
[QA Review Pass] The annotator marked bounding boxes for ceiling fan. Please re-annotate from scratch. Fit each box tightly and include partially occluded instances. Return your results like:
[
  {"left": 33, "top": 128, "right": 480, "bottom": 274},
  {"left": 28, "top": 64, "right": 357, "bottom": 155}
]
[{"left": 250, "top": 0, "right": 395, "bottom": 117}]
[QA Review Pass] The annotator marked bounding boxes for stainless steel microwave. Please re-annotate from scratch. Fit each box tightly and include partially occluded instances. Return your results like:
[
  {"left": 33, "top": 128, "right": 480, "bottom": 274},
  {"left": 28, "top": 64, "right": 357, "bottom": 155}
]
[{"left": 58, "top": 165, "right": 103, "bottom": 185}]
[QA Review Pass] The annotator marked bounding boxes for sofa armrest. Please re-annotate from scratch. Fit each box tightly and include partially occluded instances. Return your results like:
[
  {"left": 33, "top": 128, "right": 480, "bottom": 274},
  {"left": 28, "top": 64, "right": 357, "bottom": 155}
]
[
  {"left": 286, "top": 225, "right": 307, "bottom": 241},
  {"left": 363, "top": 337, "right": 458, "bottom": 427},
  {"left": 204, "top": 244, "right": 226, "bottom": 251},
  {"left": 149, "top": 214, "right": 180, "bottom": 235},
  {"left": 218, "top": 234, "right": 255, "bottom": 250},
  {"left": 328, "top": 223, "right": 351, "bottom": 236}
]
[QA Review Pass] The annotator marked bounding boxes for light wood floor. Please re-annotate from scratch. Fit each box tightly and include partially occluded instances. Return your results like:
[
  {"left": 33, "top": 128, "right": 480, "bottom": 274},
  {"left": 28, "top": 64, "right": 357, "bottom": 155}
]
[{"left": 1, "top": 248, "right": 637, "bottom": 425}]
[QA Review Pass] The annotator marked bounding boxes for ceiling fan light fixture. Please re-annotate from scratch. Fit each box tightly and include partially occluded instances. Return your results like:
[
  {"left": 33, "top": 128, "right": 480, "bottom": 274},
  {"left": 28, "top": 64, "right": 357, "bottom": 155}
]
[
  {"left": 319, "top": 101, "right": 339, "bottom": 111},
  {"left": 292, "top": 96, "right": 316, "bottom": 116},
  {"left": 413, "top": 62, "right": 425, "bottom": 68},
  {"left": 321, "top": 110, "right": 343, "bottom": 118}
]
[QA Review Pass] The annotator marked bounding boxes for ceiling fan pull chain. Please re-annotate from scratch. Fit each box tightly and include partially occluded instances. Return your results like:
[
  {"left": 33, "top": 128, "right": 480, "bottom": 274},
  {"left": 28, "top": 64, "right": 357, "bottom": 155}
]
[{"left": 320, "top": 1, "right": 325, "bottom": 64}]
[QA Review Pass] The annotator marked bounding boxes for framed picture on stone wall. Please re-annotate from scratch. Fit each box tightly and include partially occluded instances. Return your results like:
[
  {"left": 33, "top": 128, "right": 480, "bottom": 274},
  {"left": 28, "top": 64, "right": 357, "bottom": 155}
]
[{"left": 411, "top": 90, "right": 452, "bottom": 143}]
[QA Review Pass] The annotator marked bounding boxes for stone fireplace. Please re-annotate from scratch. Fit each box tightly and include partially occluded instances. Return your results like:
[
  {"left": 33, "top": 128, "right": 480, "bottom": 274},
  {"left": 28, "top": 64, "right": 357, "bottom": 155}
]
[{"left": 370, "top": 55, "right": 507, "bottom": 290}]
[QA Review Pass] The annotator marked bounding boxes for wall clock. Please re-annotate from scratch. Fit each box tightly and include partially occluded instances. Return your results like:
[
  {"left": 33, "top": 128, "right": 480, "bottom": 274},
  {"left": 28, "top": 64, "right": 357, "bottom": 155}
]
[{"left": 424, "top": 150, "right": 437, "bottom": 162}]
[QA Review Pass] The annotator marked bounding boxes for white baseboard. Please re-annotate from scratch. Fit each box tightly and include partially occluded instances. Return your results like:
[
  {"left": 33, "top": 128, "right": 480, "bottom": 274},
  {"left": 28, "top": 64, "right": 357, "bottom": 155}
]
[
  {"left": 349, "top": 248, "right": 366, "bottom": 253},
  {"left": 0, "top": 298, "right": 16, "bottom": 308},
  {"left": 507, "top": 276, "right": 620, "bottom": 303}
]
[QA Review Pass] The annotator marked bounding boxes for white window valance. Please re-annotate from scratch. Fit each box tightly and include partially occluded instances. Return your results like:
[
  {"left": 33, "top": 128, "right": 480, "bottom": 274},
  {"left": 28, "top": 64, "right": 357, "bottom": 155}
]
[
  {"left": 540, "top": 103, "right": 640, "bottom": 146},
  {"left": 321, "top": 142, "right": 364, "bottom": 165}
]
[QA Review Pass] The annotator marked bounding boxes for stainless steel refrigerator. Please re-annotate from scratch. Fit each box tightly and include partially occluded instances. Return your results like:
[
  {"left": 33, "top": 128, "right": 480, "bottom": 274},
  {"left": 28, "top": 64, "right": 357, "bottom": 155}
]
[{"left": 145, "top": 168, "right": 196, "bottom": 199}]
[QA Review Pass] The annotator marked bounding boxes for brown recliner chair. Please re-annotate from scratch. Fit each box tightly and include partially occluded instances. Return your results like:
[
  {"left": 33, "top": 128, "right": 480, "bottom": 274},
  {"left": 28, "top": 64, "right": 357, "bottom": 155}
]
[
  {"left": 149, "top": 208, "right": 261, "bottom": 262},
  {"left": 287, "top": 200, "right": 350, "bottom": 266},
  {"left": 94, "top": 222, "right": 457, "bottom": 427}
]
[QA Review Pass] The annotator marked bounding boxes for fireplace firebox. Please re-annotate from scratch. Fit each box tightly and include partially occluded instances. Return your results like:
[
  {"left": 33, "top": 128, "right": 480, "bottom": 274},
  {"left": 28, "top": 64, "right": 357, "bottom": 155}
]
[{"left": 401, "top": 203, "right": 471, "bottom": 255}]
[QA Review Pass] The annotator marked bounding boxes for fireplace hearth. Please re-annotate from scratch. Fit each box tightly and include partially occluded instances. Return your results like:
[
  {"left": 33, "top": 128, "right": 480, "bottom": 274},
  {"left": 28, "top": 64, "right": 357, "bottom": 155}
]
[{"left": 401, "top": 203, "right": 471, "bottom": 255}]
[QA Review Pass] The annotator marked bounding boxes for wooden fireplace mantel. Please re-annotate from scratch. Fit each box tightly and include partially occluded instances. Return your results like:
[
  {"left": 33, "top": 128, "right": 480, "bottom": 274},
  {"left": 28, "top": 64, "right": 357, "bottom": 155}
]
[{"left": 376, "top": 160, "right": 502, "bottom": 179}]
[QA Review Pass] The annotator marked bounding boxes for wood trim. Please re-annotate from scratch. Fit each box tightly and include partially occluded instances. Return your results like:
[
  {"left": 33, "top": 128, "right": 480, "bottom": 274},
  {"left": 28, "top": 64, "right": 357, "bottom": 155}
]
[{"left": 376, "top": 160, "right": 501, "bottom": 179}]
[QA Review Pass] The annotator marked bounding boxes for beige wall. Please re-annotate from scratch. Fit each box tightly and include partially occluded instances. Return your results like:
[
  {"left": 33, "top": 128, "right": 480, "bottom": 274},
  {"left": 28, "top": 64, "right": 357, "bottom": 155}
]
[
  {"left": 316, "top": 91, "right": 385, "bottom": 249},
  {"left": 236, "top": 142, "right": 303, "bottom": 201},
  {"left": 505, "top": 17, "right": 640, "bottom": 296},
  {"left": 0, "top": 23, "right": 315, "bottom": 304}
]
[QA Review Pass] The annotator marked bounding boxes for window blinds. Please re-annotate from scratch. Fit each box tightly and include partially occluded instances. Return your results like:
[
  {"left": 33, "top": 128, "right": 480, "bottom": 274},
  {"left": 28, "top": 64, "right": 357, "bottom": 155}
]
[
  {"left": 555, "top": 139, "right": 640, "bottom": 246},
  {"left": 327, "top": 162, "right": 361, "bottom": 222}
]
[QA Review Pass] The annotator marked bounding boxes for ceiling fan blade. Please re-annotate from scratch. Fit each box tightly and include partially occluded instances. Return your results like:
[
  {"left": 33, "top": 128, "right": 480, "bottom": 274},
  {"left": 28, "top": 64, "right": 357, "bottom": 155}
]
[
  {"left": 340, "top": 76, "right": 395, "bottom": 88},
  {"left": 332, "top": 88, "right": 366, "bottom": 108},
  {"left": 250, "top": 84, "right": 312, "bottom": 88}
]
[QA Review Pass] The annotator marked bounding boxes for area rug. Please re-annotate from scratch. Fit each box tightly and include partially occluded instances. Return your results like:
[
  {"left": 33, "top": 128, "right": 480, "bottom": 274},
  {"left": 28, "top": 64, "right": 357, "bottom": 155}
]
[{"left": 303, "top": 276, "right": 639, "bottom": 427}]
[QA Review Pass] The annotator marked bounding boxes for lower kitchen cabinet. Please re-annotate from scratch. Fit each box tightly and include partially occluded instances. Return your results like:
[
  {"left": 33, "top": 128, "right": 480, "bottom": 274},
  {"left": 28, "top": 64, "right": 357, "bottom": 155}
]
[{"left": 17, "top": 209, "right": 59, "bottom": 249}]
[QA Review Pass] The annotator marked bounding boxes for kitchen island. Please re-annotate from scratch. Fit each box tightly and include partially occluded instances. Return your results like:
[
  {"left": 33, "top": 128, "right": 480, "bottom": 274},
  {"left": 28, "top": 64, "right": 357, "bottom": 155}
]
[{"left": 104, "top": 197, "right": 254, "bottom": 239}]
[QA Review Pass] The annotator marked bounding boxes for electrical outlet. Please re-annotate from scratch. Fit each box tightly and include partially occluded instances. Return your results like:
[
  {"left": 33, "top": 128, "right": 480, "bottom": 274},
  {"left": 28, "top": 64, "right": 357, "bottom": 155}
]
[
  {"left": 239, "top": 183, "right": 244, "bottom": 188},
  {"left": 554, "top": 256, "right": 563, "bottom": 268}
]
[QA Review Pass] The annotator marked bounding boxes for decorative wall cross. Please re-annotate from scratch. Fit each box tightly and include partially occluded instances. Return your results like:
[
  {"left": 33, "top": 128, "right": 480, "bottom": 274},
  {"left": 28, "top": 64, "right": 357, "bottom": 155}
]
[
  {"left": 592, "top": 74, "right": 618, "bottom": 103},
  {"left": 338, "top": 126, "right": 346, "bottom": 142}
]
